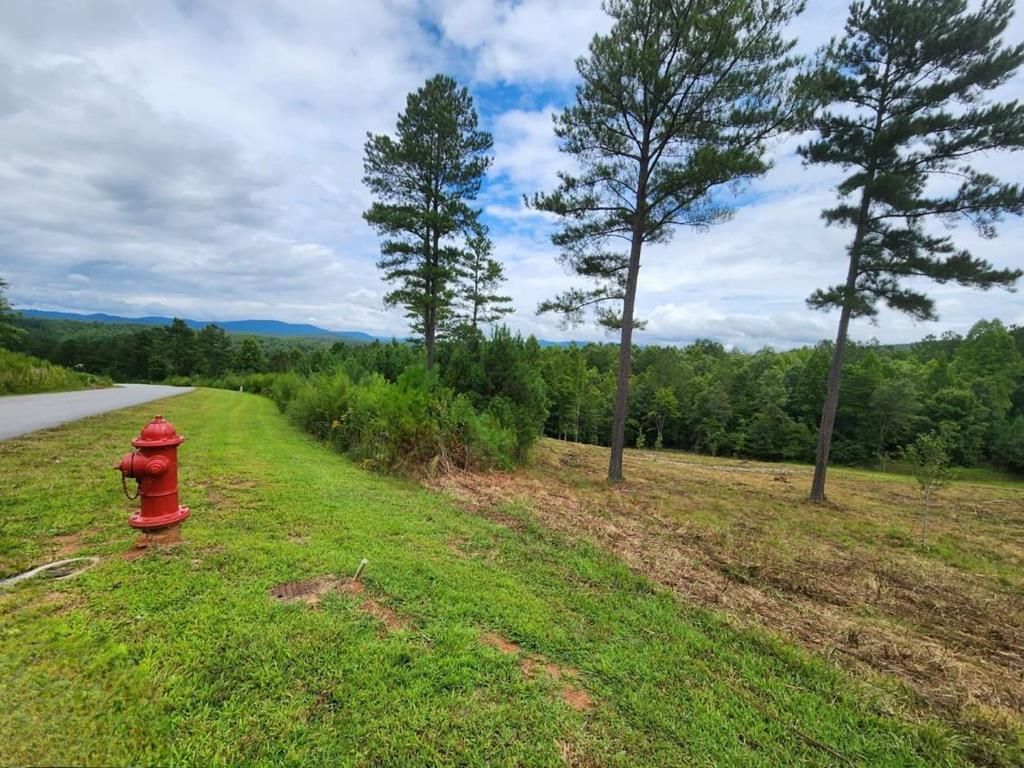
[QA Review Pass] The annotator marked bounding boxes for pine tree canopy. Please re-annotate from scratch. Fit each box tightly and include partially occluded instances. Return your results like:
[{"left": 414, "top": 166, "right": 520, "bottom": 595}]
[
  {"left": 363, "top": 74, "right": 492, "bottom": 366},
  {"left": 458, "top": 227, "right": 513, "bottom": 330},
  {"left": 532, "top": 0, "right": 805, "bottom": 329},
  {"left": 800, "top": 0, "right": 1024, "bottom": 321}
]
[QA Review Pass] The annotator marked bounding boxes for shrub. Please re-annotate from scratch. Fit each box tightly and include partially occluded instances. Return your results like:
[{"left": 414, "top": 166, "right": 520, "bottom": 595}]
[
  {"left": 438, "top": 327, "right": 549, "bottom": 461},
  {"left": 0, "top": 349, "right": 112, "bottom": 394},
  {"left": 212, "top": 366, "right": 520, "bottom": 475},
  {"left": 286, "top": 370, "right": 353, "bottom": 440},
  {"left": 994, "top": 417, "right": 1024, "bottom": 474}
]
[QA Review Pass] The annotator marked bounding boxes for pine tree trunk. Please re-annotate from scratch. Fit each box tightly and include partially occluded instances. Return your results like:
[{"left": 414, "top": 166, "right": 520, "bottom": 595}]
[
  {"left": 810, "top": 57, "right": 889, "bottom": 504},
  {"left": 425, "top": 308, "right": 436, "bottom": 371},
  {"left": 608, "top": 140, "right": 650, "bottom": 483},
  {"left": 809, "top": 188, "right": 872, "bottom": 503},
  {"left": 608, "top": 232, "right": 643, "bottom": 483},
  {"left": 809, "top": 299, "right": 854, "bottom": 502},
  {"left": 425, "top": 224, "right": 440, "bottom": 371}
]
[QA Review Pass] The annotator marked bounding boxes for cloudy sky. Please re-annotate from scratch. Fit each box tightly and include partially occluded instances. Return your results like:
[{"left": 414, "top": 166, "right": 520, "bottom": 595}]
[{"left": 2, "top": 0, "right": 1022, "bottom": 349}]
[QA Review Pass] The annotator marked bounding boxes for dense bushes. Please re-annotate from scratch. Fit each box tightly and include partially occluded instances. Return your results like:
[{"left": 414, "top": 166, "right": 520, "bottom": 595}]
[
  {"left": 0, "top": 349, "right": 112, "bottom": 394},
  {"left": 195, "top": 330, "right": 550, "bottom": 476},
  {"left": 202, "top": 367, "right": 520, "bottom": 474}
]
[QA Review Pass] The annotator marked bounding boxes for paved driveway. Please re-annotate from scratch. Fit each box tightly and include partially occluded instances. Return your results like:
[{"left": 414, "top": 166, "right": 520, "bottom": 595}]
[{"left": 0, "top": 384, "right": 193, "bottom": 440}]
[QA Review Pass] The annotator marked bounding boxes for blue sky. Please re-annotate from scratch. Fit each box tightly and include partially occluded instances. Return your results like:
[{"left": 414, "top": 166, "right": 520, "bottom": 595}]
[{"left": 1, "top": 0, "right": 1022, "bottom": 349}]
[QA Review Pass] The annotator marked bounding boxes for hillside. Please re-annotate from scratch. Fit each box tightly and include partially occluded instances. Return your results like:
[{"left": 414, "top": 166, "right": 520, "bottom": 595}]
[
  {"left": 435, "top": 439, "right": 1024, "bottom": 764},
  {"left": 1, "top": 389, "right": 1011, "bottom": 766},
  {"left": 0, "top": 348, "right": 111, "bottom": 395}
]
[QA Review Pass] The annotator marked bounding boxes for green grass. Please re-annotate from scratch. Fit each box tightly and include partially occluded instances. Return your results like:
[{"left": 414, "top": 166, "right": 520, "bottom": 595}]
[{"left": 0, "top": 389, "right": 988, "bottom": 766}]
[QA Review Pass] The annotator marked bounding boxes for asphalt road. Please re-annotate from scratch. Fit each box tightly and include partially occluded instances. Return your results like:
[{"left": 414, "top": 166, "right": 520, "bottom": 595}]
[{"left": 0, "top": 384, "right": 193, "bottom": 440}]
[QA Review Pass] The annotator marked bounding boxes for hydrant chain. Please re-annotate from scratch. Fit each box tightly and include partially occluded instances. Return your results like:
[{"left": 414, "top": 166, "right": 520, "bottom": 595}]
[{"left": 121, "top": 471, "right": 140, "bottom": 500}]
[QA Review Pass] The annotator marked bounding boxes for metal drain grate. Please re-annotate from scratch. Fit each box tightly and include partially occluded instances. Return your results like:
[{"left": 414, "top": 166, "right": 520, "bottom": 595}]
[{"left": 269, "top": 578, "right": 327, "bottom": 601}]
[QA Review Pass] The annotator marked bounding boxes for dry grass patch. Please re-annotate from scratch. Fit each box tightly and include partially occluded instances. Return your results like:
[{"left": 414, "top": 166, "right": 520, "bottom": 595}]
[{"left": 432, "top": 439, "right": 1024, "bottom": 742}]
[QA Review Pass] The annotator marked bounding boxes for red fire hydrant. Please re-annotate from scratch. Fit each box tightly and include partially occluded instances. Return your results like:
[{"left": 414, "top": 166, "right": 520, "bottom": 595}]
[{"left": 114, "top": 415, "right": 190, "bottom": 531}]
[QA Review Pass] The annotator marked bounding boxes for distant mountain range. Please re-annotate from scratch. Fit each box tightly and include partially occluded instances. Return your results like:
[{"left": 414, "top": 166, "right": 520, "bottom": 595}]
[
  {"left": 18, "top": 309, "right": 398, "bottom": 343},
  {"left": 18, "top": 308, "right": 576, "bottom": 347}
]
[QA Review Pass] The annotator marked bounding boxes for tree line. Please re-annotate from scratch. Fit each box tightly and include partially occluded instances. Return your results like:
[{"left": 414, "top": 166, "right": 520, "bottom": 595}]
[
  {"left": 538, "top": 320, "right": 1024, "bottom": 475},
  {"left": 359, "top": 0, "right": 1024, "bottom": 500},
  {"left": 10, "top": 310, "right": 1022, "bottom": 475},
  {"left": 10, "top": 316, "right": 337, "bottom": 382}
]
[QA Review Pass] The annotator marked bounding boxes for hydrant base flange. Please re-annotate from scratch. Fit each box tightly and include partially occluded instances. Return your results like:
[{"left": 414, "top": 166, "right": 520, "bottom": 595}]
[{"left": 129, "top": 506, "right": 190, "bottom": 530}]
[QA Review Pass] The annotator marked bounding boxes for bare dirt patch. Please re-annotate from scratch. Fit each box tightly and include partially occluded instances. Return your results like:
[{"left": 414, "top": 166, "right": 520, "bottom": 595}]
[
  {"left": 558, "top": 685, "right": 593, "bottom": 712},
  {"left": 122, "top": 524, "right": 184, "bottom": 560},
  {"left": 481, "top": 631, "right": 521, "bottom": 654},
  {"left": 52, "top": 527, "right": 102, "bottom": 557},
  {"left": 436, "top": 440, "right": 1024, "bottom": 735},
  {"left": 268, "top": 576, "right": 412, "bottom": 631},
  {"left": 338, "top": 579, "right": 366, "bottom": 596},
  {"left": 480, "top": 631, "right": 594, "bottom": 712}
]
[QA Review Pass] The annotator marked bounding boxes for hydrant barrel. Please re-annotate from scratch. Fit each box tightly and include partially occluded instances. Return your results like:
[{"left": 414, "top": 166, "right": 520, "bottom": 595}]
[{"left": 115, "top": 415, "right": 190, "bottom": 531}]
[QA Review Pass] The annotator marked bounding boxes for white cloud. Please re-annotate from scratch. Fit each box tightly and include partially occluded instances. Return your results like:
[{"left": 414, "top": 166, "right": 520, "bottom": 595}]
[
  {"left": 433, "top": 0, "right": 607, "bottom": 83},
  {"left": 0, "top": 0, "right": 1021, "bottom": 350},
  {"left": 490, "top": 107, "right": 565, "bottom": 190}
]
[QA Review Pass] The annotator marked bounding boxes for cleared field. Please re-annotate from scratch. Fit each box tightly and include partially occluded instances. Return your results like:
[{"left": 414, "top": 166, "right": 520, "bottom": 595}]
[
  {"left": 434, "top": 439, "right": 1024, "bottom": 764},
  {"left": 0, "top": 389, "right": 1018, "bottom": 766}
]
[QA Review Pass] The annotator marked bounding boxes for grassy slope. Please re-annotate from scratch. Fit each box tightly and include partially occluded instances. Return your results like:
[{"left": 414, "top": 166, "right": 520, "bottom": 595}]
[
  {"left": 0, "top": 348, "right": 111, "bottom": 395},
  {"left": 0, "top": 389, "right": 983, "bottom": 766},
  {"left": 456, "top": 441, "right": 1023, "bottom": 760}
]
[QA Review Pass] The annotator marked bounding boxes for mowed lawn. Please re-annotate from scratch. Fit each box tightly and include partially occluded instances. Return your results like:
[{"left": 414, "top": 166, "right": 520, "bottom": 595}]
[{"left": 0, "top": 389, "right": 1001, "bottom": 766}]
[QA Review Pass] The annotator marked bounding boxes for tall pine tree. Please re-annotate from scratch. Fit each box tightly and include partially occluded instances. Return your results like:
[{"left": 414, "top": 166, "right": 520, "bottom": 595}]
[
  {"left": 801, "top": 0, "right": 1024, "bottom": 502},
  {"left": 457, "top": 226, "right": 513, "bottom": 331},
  {"left": 532, "top": 0, "right": 804, "bottom": 482},
  {"left": 363, "top": 75, "right": 492, "bottom": 370}
]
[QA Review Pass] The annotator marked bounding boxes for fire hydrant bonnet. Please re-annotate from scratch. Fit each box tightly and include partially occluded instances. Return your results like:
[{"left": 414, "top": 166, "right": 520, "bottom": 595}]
[{"left": 131, "top": 415, "right": 185, "bottom": 448}]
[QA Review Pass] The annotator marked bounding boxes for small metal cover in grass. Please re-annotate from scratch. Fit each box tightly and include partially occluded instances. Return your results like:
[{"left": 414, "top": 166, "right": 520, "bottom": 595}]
[
  {"left": 269, "top": 578, "right": 326, "bottom": 602},
  {"left": 269, "top": 576, "right": 370, "bottom": 609}
]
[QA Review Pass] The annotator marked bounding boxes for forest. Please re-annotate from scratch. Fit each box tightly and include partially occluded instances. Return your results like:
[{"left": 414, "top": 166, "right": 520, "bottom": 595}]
[{"left": 8, "top": 313, "right": 1024, "bottom": 475}]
